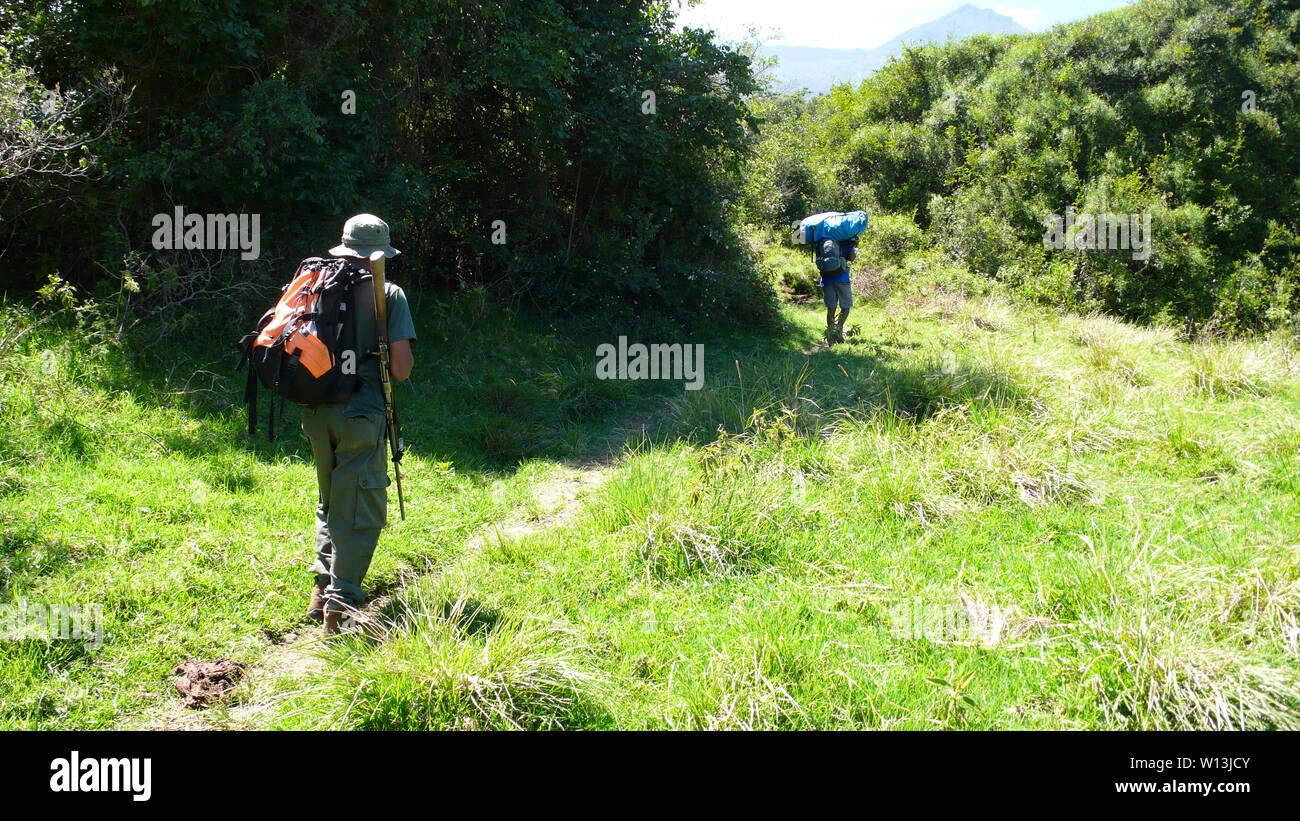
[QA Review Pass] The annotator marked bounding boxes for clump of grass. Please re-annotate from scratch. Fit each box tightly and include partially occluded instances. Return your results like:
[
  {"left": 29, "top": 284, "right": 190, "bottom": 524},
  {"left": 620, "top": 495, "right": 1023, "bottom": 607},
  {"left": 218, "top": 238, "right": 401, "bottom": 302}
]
[
  {"left": 615, "top": 413, "right": 813, "bottom": 578},
  {"left": 537, "top": 360, "right": 638, "bottom": 421},
  {"left": 471, "top": 415, "right": 543, "bottom": 463},
  {"left": 292, "top": 589, "right": 609, "bottom": 730},
  {"left": 758, "top": 243, "right": 818, "bottom": 297},
  {"left": 1155, "top": 421, "right": 1237, "bottom": 481},
  {"left": 933, "top": 441, "right": 1092, "bottom": 510},
  {"left": 0, "top": 517, "right": 85, "bottom": 590},
  {"left": 633, "top": 514, "right": 747, "bottom": 580},
  {"left": 589, "top": 447, "right": 696, "bottom": 533},
  {"left": 956, "top": 592, "right": 1055, "bottom": 648},
  {"left": 1186, "top": 340, "right": 1283, "bottom": 398},
  {"left": 1009, "top": 466, "right": 1093, "bottom": 506},
  {"left": 1071, "top": 324, "right": 1143, "bottom": 385},
  {"left": 959, "top": 296, "right": 1017, "bottom": 334},
  {"left": 1057, "top": 411, "right": 1135, "bottom": 455},
  {"left": 1069, "top": 311, "right": 1177, "bottom": 349},
  {"left": 477, "top": 379, "right": 543, "bottom": 416},
  {"left": 1216, "top": 571, "right": 1300, "bottom": 649},
  {"left": 922, "top": 287, "right": 969, "bottom": 323},
  {"left": 0, "top": 469, "right": 25, "bottom": 498},
  {"left": 1095, "top": 639, "right": 1300, "bottom": 730},
  {"left": 1074, "top": 534, "right": 1300, "bottom": 730},
  {"left": 664, "top": 634, "right": 815, "bottom": 730},
  {"left": 666, "top": 356, "right": 817, "bottom": 438},
  {"left": 878, "top": 356, "right": 1037, "bottom": 421}
]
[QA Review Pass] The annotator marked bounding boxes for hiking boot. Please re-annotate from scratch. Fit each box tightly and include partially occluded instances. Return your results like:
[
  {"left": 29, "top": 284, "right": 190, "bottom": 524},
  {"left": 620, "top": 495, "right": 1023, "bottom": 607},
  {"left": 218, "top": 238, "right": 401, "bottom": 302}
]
[
  {"left": 323, "top": 608, "right": 348, "bottom": 636},
  {"left": 306, "top": 578, "right": 328, "bottom": 623},
  {"left": 323, "top": 605, "right": 387, "bottom": 641}
]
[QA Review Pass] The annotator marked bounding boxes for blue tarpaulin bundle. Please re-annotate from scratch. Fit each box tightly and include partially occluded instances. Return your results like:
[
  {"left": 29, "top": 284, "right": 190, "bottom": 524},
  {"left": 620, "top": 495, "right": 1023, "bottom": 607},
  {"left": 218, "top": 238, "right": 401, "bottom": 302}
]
[{"left": 798, "top": 211, "right": 869, "bottom": 244}]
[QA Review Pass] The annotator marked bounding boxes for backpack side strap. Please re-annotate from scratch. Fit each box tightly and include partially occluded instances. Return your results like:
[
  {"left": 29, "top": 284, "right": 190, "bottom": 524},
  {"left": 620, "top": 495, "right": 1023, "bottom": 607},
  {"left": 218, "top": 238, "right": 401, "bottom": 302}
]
[{"left": 244, "top": 366, "right": 258, "bottom": 439}]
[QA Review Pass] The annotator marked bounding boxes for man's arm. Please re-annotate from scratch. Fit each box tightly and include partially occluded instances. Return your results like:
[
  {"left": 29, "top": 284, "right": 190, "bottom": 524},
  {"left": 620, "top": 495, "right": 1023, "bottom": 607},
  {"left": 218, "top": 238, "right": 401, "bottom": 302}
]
[
  {"left": 383, "top": 284, "right": 417, "bottom": 382},
  {"left": 389, "top": 339, "right": 413, "bottom": 381}
]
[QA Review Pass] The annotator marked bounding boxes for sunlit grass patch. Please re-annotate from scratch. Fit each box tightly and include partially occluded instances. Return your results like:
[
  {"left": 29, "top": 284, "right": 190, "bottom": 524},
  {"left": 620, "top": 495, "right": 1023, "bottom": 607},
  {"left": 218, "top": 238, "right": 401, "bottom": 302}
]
[
  {"left": 1185, "top": 338, "right": 1291, "bottom": 398},
  {"left": 284, "top": 589, "right": 610, "bottom": 730},
  {"left": 3, "top": 281, "right": 1299, "bottom": 731}
]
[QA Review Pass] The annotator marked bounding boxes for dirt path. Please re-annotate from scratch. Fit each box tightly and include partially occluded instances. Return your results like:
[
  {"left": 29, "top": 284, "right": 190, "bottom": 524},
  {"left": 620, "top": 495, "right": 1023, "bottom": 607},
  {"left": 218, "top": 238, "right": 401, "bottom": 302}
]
[{"left": 139, "top": 463, "right": 609, "bottom": 730}]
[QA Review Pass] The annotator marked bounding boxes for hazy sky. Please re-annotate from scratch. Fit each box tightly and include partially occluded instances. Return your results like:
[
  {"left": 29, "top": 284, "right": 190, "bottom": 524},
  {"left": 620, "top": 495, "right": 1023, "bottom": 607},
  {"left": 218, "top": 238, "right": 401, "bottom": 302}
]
[{"left": 674, "top": 0, "right": 1138, "bottom": 50}]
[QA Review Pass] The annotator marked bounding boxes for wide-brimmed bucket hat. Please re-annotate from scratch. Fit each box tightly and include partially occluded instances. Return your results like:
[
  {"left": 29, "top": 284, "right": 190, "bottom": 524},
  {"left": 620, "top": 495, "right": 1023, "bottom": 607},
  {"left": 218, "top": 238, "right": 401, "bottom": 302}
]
[{"left": 329, "top": 213, "right": 400, "bottom": 258}]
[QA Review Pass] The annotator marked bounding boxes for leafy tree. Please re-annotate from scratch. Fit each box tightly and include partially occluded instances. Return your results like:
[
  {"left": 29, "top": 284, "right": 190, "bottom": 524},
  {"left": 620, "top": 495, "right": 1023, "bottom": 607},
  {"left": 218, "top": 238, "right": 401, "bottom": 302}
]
[{"left": 2, "top": 0, "right": 771, "bottom": 332}]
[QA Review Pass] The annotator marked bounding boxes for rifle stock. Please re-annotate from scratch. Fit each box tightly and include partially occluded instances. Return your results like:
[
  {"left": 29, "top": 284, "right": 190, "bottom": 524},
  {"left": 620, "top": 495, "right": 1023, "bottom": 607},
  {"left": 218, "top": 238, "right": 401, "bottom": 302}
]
[{"left": 368, "top": 250, "right": 406, "bottom": 520}]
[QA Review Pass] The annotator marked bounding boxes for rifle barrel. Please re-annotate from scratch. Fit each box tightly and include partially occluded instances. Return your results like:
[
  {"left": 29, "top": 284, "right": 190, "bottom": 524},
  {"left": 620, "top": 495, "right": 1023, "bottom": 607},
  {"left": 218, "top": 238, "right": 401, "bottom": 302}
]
[{"left": 368, "top": 250, "right": 407, "bottom": 521}]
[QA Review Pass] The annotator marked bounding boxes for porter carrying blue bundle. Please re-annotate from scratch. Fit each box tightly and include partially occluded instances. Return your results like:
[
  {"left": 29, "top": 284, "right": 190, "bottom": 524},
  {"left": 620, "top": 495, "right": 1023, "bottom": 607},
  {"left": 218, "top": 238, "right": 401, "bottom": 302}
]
[
  {"left": 793, "top": 210, "right": 869, "bottom": 245},
  {"left": 793, "top": 210, "right": 869, "bottom": 344}
]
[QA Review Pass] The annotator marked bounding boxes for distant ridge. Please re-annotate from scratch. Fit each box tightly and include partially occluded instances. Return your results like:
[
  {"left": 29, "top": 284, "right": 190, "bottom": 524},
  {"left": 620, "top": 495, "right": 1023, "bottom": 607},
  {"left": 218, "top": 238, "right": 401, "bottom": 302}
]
[{"left": 760, "top": 4, "right": 1026, "bottom": 94}]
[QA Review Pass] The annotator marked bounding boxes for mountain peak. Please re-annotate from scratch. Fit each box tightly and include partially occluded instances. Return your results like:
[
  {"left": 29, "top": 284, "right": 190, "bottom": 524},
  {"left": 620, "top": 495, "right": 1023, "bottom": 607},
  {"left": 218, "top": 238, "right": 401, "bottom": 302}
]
[{"left": 761, "top": 5, "right": 1026, "bottom": 94}]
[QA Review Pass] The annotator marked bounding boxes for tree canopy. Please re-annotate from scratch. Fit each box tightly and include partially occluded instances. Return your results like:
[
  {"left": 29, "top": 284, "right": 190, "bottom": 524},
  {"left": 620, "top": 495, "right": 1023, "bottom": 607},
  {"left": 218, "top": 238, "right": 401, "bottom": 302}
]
[{"left": 1, "top": 1, "right": 770, "bottom": 331}]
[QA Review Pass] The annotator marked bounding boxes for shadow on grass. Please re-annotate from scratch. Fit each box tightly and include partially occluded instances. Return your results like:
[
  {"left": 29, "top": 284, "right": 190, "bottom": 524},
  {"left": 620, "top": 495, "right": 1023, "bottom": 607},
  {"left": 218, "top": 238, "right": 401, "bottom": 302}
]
[
  {"left": 656, "top": 314, "right": 1036, "bottom": 447},
  {"left": 11, "top": 290, "right": 1035, "bottom": 484},
  {"left": 72, "top": 290, "right": 684, "bottom": 475}
]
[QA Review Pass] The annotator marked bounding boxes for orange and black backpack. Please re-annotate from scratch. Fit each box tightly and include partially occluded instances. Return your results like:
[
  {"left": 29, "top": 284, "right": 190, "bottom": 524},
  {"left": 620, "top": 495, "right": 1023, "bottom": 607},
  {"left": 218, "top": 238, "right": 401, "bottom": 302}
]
[{"left": 238, "top": 257, "right": 371, "bottom": 440}]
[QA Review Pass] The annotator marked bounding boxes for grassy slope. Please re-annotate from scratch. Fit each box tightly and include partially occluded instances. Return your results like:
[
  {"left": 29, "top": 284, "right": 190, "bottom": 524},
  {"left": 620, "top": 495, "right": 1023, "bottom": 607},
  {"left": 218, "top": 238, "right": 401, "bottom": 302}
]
[
  {"left": 2, "top": 267, "right": 1298, "bottom": 729},
  {"left": 0, "top": 292, "right": 655, "bottom": 728}
]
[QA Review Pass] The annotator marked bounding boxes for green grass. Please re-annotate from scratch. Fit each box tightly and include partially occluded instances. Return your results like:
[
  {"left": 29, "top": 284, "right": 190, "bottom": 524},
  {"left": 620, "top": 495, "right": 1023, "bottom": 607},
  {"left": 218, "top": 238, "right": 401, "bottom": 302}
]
[{"left": 2, "top": 270, "right": 1299, "bottom": 730}]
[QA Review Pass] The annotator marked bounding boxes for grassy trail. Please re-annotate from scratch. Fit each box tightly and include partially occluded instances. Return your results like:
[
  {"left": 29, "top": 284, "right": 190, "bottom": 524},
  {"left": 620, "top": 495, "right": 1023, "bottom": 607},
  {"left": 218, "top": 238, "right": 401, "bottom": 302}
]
[
  {"left": 2, "top": 280, "right": 1298, "bottom": 730},
  {"left": 140, "top": 463, "right": 610, "bottom": 730}
]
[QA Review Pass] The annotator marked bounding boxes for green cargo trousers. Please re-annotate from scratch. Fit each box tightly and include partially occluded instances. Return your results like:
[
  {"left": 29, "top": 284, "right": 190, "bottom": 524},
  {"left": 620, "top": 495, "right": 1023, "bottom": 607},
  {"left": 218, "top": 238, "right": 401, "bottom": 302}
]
[{"left": 301, "top": 405, "right": 391, "bottom": 609}]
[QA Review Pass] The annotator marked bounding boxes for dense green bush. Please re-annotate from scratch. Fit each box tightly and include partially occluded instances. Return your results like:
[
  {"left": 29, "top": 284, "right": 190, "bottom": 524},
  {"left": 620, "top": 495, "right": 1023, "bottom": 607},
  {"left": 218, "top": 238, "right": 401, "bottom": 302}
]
[
  {"left": 860, "top": 212, "right": 925, "bottom": 268},
  {"left": 1, "top": 1, "right": 773, "bottom": 334}
]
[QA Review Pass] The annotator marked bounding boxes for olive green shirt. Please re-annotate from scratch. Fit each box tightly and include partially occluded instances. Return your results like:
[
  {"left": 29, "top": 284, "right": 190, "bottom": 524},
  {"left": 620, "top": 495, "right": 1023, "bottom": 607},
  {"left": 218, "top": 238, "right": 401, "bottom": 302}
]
[{"left": 345, "top": 279, "right": 417, "bottom": 418}]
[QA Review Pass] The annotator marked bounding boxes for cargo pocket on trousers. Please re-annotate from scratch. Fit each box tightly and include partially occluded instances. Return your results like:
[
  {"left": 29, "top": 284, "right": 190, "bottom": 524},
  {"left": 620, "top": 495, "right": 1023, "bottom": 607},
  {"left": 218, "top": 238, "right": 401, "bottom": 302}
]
[{"left": 356, "top": 473, "right": 390, "bottom": 529}]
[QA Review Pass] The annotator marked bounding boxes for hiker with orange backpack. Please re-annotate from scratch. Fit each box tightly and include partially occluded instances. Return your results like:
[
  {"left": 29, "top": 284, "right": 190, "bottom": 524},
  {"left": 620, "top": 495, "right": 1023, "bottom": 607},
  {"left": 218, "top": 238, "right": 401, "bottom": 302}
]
[{"left": 240, "top": 214, "right": 416, "bottom": 634}]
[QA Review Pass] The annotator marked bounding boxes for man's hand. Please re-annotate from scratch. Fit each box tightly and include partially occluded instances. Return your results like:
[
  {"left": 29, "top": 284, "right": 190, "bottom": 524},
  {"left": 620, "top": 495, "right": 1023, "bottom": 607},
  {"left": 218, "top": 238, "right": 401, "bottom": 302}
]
[{"left": 389, "top": 339, "right": 414, "bottom": 381}]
